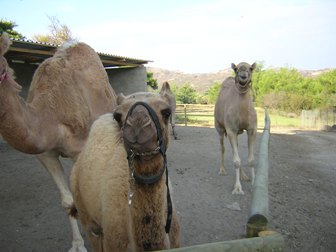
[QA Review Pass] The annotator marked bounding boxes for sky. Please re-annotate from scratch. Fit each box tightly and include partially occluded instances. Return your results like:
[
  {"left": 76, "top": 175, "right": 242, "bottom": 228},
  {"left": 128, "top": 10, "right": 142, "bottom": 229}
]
[{"left": 2, "top": 0, "right": 336, "bottom": 73}]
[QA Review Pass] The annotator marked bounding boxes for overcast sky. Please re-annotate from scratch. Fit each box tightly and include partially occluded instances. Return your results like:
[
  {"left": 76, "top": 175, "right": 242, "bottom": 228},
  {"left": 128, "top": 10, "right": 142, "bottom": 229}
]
[{"left": 2, "top": 0, "right": 335, "bottom": 73}]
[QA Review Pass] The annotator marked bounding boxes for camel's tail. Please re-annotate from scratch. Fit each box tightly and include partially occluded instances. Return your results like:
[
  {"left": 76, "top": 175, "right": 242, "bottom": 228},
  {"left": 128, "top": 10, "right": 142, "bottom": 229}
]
[{"left": 68, "top": 203, "right": 78, "bottom": 218}]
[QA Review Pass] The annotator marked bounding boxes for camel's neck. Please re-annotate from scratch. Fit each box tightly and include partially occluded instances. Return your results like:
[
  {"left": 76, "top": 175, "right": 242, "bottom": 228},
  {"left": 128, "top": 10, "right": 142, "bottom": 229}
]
[
  {"left": 129, "top": 158, "right": 169, "bottom": 250},
  {"left": 0, "top": 77, "right": 49, "bottom": 154}
]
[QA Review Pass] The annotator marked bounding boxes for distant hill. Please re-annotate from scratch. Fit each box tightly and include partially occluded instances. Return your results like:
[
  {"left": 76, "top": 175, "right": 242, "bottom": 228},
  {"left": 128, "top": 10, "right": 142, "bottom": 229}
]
[
  {"left": 147, "top": 67, "right": 232, "bottom": 93},
  {"left": 147, "top": 67, "right": 333, "bottom": 94}
]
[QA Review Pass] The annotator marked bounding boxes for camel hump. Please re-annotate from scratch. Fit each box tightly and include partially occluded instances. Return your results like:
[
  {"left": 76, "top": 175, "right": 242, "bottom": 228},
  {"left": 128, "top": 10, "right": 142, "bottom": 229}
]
[{"left": 55, "top": 41, "right": 102, "bottom": 71}]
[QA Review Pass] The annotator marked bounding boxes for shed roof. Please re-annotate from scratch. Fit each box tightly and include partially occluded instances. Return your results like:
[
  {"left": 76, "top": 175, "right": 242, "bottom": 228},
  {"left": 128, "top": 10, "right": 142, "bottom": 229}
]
[{"left": 6, "top": 38, "right": 151, "bottom": 68}]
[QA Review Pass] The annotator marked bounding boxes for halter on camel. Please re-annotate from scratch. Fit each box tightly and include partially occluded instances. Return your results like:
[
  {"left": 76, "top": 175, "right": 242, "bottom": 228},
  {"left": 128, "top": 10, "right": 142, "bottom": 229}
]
[{"left": 124, "top": 101, "right": 173, "bottom": 234}]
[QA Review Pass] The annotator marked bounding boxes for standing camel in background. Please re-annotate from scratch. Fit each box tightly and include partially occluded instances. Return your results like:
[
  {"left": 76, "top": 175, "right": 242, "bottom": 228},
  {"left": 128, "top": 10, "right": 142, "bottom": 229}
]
[
  {"left": 214, "top": 62, "right": 257, "bottom": 195},
  {"left": 0, "top": 33, "right": 117, "bottom": 252},
  {"left": 160, "top": 81, "right": 178, "bottom": 139}
]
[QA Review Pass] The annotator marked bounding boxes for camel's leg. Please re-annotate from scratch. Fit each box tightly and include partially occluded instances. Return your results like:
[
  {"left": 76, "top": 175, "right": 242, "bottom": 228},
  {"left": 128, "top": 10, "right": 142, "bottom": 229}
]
[
  {"left": 247, "top": 128, "right": 257, "bottom": 186},
  {"left": 227, "top": 131, "right": 244, "bottom": 195},
  {"left": 37, "top": 152, "right": 87, "bottom": 252},
  {"left": 169, "top": 211, "right": 181, "bottom": 248},
  {"left": 218, "top": 133, "right": 227, "bottom": 175},
  {"left": 170, "top": 114, "right": 178, "bottom": 140}
]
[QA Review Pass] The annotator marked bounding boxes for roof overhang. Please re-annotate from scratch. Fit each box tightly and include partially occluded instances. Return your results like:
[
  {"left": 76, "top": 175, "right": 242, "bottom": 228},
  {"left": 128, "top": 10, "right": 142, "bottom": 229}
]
[{"left": 6, "top": 39, "right": 152, "bottom": 68}]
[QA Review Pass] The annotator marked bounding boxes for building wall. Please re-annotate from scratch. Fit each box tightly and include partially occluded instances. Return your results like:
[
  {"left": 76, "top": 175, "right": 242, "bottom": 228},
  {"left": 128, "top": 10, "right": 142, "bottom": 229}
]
[
  {"left": 106, "top": 66, "right": 147, "bottom": 96},
  {"left": 8, "top": 63, "right": 147, "bottom": 99},
  {"left": 9, "top": 62, "right": 38, "bottom": 99}
]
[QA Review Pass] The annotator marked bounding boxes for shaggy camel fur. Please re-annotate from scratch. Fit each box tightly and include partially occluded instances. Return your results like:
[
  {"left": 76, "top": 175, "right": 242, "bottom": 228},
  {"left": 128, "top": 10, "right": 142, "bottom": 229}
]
[
  {"left": 160, "top": 81, "right": 178, "bottom": 139},
  {"left": 214, "top": 62, "right": 257, "bottom": 195},
  {"left": 70, "top": 92, "right": 180, "bottom": 252},
  {"left": 0, "top": 33, "right": 117, "bottom": 251}
]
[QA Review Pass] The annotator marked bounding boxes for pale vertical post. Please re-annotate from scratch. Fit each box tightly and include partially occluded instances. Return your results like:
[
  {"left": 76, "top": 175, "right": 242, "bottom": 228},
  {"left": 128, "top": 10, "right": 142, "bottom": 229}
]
[{"left": 247, "top": 108, "right": 271, "bottom": 237}]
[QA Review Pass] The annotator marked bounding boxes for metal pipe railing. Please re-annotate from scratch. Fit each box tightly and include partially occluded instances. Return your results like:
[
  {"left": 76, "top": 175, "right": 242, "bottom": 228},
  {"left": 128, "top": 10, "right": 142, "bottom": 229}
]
[{"left": 247, "top": 108, "right": 271, "bottom": 237}]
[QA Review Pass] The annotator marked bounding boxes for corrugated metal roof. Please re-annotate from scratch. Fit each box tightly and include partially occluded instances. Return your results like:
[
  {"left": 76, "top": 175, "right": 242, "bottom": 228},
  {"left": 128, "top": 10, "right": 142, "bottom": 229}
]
[{"left": 6, "top": 38, "right": 151, "bottom": 67}]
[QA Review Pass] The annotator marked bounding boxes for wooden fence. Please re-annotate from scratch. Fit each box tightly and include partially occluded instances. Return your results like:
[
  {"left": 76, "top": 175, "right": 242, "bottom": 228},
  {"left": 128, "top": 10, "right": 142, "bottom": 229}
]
[
  {"left": 175, "top": 104, "right": 215, "bottom": 127},
  {"left": 301, "top": 108, "right": 336, "bottom": 129},
  {"left": 176, "top": 104, "right": 336, "bottom": 130}
]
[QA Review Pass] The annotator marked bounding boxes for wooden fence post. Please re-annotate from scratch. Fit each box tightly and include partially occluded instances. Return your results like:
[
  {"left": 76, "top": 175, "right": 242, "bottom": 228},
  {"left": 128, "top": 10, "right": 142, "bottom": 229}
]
[{"left": 184, "top": 104, "right": 187, "bottom": 126}]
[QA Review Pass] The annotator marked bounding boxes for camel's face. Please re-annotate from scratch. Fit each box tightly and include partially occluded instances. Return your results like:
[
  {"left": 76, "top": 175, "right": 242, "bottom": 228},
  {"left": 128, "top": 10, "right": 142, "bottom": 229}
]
[
  {"left": 114, "top": 92, "right": 171, "bottom": 154},
  {"left": 231, "top": 62, "right": 256, "bottom": 86}
]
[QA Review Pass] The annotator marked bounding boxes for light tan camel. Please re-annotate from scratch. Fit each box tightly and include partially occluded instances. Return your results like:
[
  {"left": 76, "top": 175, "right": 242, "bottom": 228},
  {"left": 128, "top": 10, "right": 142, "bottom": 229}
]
[
  {"left": 160, "top": 81, "right": 178, "bottom": 139},
  {"left": 0, "top": 33, "right": 117, "bottom": 251},
  {"left": 70, "top": 92, "right": 180, "bottom": 252},
  {"left": 214, "top": 62, "right": 257, "bottom": 195}
]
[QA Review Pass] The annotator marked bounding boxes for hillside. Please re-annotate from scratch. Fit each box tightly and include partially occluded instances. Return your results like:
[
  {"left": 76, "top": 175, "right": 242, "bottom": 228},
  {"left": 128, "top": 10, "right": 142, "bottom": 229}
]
[
  {"left": 147, "top": 67, "right": 232, "bottom": 93},
  {"left": 147, "top": 67, "right": 332, "bottom": 93}
]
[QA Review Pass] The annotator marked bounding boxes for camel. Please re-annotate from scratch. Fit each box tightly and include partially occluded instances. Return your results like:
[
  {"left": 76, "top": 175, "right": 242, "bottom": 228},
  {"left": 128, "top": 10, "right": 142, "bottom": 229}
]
[
  {"left": 160, "top": 81, "right": 178, "bottom": 139},
  {"left": 214, "top": 62, "right": 257, "bottom": 195},
  {"left": 0, "top": 32, "right": 117, "bottom": 251},
  {"left": 70, "top": 92, "right": 180, "bottom": 252}
]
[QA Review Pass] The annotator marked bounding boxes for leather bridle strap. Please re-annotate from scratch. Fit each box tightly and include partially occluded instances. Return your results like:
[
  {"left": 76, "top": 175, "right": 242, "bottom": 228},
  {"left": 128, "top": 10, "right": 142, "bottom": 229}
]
[{"left": 124, "top": 101, "right": 172, "bottom": 233}]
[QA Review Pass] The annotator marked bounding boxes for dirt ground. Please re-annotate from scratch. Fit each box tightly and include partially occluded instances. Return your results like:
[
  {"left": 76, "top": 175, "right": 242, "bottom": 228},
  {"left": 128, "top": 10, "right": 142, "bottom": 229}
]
[{"left": 1, "top": 125, "right": 336, "bottom": 252}]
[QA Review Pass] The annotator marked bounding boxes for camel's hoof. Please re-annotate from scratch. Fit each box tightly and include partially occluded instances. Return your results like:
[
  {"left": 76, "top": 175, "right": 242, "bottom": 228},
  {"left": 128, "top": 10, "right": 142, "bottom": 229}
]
[
  {"left": 232, "top": 188, "right": 245, "bottom": 195},
  {"left": 68, "top": 244, "right": 87, "bottom": 252},
  {"left": 68, "top": 237, "right": 87, "bottom": 252}
]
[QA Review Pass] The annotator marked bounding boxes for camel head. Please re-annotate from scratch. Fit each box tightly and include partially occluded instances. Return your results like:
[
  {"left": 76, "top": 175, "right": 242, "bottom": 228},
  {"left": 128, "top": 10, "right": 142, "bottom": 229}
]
[
  {"left": 113, "top": 92, "right": 171, "bottom": 157},
  {"left": 0, "top": 33, "right": 12, "bottom": 83},
  {"left": 231, "top": 62, "right": 256, "bottom": 88}
]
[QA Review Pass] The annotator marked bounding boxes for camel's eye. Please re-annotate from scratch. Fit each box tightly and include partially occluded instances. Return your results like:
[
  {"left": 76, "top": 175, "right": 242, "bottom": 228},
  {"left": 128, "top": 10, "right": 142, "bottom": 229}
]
[{"left": 161, "top": 108, "right": 171, "bottom": 123}]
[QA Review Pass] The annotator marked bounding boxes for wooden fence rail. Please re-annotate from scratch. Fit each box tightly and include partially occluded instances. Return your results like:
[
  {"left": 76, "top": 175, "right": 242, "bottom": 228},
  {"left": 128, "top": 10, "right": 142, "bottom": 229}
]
[{"left": 175, "top": 104, "right": 215, "bottom": 127}]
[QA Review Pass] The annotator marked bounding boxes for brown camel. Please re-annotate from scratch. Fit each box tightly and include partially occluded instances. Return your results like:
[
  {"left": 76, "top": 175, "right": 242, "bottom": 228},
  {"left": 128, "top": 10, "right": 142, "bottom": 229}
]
[
  {"left": 70, "top": 92, "right": 180, "bottom": 252},
  {"left": 0, "top": 33, "right": 117, "bottom": 251},
  {"left": 160, "top": 81, "right": 178, "bottom": 139},
  {"left": 214, "top": 62, "right": 257, "bottom": 195}
]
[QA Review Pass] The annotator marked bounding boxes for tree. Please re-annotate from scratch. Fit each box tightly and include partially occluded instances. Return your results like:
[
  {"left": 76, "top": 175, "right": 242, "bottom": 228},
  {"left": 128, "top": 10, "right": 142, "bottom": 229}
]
[
  {"left": 0, "top": 19, "right": 24, "bottom": 39},
  {"left": 176, "top": 84, "right": 197, "bottom": 104},
  {"left": 206, "top": 81, "right": 221, "bottom": 104},
  {"left": 146, "top": 72, "right": 158, "bottom": 90},
  {"left": 32, "top": 16, "right": 74, "bottom": 45}
]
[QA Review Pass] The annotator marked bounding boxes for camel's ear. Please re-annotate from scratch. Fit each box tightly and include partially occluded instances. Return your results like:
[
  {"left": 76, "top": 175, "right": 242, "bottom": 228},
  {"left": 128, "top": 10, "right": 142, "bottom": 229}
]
[
  {"left": 0, "top": 32, "right": 12, "bottom": 56},
  {"left": 162, "top": 81, "right": 170, "bottom": 90},
  {"left": 251, "top": 62, "right": 257, "bottom": 71},
  {"left": 231, "top": 63, "right": 237, "bottom": 72},
  {"left": 160, "top": 92, "right": 169, "bottom": 101},
  {"left": 117, "top": 93, "right": 126, "bottom": 105},
  {"left": 161, "top": 107, "right": 171, "bottom": 124}
]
